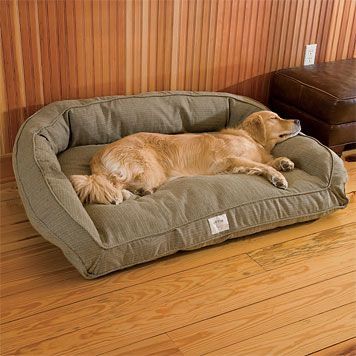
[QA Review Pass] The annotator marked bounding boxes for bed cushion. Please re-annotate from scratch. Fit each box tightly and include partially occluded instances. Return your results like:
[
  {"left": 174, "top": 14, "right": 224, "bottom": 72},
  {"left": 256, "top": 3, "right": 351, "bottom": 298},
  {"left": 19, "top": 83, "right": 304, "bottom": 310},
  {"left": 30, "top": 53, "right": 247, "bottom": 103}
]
[{"left": 13, "top": 91, "right": 349, "bottom": 278}]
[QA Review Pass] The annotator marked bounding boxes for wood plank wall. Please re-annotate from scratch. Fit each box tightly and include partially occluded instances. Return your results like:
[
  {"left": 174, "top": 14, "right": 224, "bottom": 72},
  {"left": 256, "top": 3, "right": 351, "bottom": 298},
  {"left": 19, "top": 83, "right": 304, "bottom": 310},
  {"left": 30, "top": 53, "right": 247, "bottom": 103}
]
[{"left": 0, "top": 0, "right": 355, "bottom": 155}]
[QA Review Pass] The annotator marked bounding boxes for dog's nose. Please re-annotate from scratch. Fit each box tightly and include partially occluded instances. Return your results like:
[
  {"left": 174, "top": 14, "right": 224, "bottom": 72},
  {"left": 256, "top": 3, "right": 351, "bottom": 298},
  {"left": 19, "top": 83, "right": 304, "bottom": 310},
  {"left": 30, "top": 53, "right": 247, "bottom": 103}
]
[{"left": 294, "top": 119, "right": 300, "bottom": 126}]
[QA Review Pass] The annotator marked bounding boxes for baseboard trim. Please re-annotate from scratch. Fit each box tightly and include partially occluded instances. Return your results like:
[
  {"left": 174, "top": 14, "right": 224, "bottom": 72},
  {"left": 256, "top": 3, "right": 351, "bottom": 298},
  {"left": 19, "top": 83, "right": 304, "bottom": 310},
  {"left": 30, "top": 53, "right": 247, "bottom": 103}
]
[{"left": 0, "top": 153, "right": 14, "bottom": 183}]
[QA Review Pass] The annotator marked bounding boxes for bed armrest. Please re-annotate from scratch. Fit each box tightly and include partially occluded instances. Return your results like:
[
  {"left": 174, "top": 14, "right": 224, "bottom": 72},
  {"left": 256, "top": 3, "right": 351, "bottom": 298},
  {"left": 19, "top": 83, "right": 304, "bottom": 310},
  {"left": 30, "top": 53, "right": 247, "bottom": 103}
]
[
  {"left": 273, "top": 134, "right": 348, "bottom": 205},
  {"left": 13, "top": 105, "right": 102, "bottom": 278}
]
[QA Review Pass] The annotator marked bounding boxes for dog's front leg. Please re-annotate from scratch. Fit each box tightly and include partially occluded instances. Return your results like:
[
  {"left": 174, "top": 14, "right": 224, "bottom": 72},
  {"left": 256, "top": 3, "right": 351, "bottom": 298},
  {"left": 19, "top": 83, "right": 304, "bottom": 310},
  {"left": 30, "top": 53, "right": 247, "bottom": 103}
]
[{"left": 212, "top": 157, "right": 289, "bottom": 189}]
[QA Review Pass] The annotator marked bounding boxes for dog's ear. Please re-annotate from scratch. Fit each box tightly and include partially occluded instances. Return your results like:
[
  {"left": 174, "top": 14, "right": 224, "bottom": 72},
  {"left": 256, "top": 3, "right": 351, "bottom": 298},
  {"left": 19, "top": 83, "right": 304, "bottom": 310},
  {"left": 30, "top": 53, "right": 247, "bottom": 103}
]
[{"left": 241, "top": 114, "right": 267, "bottom": 146}]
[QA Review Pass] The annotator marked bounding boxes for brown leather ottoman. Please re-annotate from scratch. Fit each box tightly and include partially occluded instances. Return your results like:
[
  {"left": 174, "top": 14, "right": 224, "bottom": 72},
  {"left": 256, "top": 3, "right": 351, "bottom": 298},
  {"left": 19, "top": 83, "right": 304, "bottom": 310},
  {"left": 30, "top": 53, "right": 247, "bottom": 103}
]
[{"left": 269, "top": 59, "right": 356, "bottom": 154}]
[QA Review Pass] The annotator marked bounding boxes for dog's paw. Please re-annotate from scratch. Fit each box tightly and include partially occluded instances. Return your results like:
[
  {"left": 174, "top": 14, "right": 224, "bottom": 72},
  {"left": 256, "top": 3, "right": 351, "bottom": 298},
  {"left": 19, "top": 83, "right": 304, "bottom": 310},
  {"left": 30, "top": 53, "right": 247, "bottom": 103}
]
[
  {"left": 122, "top": 189, "right": 134, "bottom": 201},
  {"left": 112, "top": 196, "right": 123, "bottom": 205},
  {"left": 278, "top": 158, "right": 294, "bottom": 172},
  {"left": 136, "top": 187, "right": 157, "bottom": 196},
  {"left": 271, "top": 157, "right": 294, "bottom": 172},
  {"left": 271, "top": 174, "right": 288, "bottom": 189},
  {"left": 280, "top": 158, "right": 294, "bottom": 171}
]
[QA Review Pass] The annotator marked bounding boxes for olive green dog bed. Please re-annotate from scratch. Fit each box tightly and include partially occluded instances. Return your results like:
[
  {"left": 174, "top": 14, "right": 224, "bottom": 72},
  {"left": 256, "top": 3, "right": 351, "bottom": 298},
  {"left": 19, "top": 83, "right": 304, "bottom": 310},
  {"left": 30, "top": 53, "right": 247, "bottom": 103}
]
[{"left": 13, "top": 91, "right": 348, "bottom": 278}]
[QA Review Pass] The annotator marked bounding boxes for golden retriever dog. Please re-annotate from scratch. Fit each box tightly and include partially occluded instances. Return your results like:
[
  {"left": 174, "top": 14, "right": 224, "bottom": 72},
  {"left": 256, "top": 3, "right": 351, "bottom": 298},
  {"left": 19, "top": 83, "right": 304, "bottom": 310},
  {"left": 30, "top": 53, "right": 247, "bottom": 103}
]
[{"left": 70, "top": 111, "right": 301, "bottom": 204}]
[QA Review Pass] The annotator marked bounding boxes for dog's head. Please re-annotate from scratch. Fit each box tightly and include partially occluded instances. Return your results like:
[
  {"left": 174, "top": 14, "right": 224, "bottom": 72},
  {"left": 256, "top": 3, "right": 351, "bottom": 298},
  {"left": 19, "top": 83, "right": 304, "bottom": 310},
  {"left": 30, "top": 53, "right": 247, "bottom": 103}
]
[{"left": 240, "top": 111, "right": 301, "bottom": 149}]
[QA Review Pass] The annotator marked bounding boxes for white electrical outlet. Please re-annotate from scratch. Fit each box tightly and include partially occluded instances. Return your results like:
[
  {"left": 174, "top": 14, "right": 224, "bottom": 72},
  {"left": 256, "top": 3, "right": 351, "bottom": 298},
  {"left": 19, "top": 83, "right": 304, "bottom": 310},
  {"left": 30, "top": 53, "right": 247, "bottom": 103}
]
[{"left": 304, "top": 44, "right": 317, "bottom": 65}]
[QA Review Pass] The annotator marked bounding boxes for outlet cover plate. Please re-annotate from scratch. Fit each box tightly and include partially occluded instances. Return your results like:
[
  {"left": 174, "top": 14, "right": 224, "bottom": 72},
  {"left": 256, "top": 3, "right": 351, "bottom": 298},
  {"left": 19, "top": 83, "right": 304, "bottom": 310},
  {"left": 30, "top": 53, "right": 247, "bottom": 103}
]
[{"left": 304, "top": 44, "right": 317, "bottom": 65}]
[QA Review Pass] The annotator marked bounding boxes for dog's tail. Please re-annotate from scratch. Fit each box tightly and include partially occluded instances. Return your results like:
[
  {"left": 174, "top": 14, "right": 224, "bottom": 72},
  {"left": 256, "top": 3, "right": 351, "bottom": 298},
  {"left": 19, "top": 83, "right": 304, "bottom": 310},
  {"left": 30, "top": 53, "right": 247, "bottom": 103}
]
[{"left": 70, "top": 173, "right": 123, "bottom": 204}]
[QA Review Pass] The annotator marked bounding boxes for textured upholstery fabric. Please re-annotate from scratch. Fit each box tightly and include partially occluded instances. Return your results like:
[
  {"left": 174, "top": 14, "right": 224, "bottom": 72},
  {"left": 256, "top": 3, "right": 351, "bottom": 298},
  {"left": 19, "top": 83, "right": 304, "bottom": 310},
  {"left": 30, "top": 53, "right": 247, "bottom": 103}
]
[{"left": 13, "top": 91, "right": 349, "bottom": 278}]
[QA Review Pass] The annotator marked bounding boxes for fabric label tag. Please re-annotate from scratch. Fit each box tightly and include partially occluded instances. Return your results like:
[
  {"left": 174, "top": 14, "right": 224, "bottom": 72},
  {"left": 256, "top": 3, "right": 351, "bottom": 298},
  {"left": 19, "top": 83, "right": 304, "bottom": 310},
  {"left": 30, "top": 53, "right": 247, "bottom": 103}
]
[{"left": 208, "top": 213, "right": 229, "bottom": 235}]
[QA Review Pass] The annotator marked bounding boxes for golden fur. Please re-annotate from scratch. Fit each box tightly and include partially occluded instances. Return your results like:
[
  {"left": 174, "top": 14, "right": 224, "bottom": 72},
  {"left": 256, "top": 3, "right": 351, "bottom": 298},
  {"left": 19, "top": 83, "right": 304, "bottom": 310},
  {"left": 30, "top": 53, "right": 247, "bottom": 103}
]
[{"left": 70, "top": 111, "right": 301, "bottom": 204}]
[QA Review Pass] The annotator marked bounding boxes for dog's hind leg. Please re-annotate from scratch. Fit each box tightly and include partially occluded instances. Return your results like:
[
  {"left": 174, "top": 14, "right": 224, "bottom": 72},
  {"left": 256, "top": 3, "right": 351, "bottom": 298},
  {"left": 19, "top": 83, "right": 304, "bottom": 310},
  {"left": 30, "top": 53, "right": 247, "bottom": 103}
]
[{"left": 212, "top": 157, "right": 289, "bottom": 189}]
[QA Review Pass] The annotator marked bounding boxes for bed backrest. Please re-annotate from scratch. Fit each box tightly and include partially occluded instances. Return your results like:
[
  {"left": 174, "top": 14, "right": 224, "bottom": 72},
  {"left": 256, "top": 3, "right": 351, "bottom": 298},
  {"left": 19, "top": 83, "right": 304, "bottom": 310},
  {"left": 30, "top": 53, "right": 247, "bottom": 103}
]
[
  {"left": 66, "top": 92, "right": 267, "bottom": 148},
  {"left": 25, "top": 92, "right": 267, "bottom": 154}
]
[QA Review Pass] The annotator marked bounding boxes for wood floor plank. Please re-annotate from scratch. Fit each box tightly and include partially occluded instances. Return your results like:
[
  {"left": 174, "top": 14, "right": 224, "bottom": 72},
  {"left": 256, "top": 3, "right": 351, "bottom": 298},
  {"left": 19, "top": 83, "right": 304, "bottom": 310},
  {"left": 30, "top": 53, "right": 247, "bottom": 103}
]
[
  {"left": 349, "top": 191, "right": 356, "bottom": 203},
  {"left": 0, "top": 236, "right": 268, "bottom": 305},
  {"left": 0, "top": 181, "right": 18, "bottom": 202},
  {"left": 168, "top": 272, "right": 356, "bottom": 355},
  {"left": 1, "top": 253, "right": 262, "bottom": 325},
  {"left": 0, "top": 213, "right": 28, "bottom": 227},
  {"left": 248, "top": 222, "right": 356, "bottom": 270},
  {"left": 2, "top": 199, "right": 356, "bottom": 312},
  {"left": 104, "top": 334, "right": 183, "bottom": 356},
  {"left": 206, "top": 303, "right": 356, "bottom": 356},
  {"left": 0, "top": 199, "right": 25, "bottom": 219},
  {"left": 0, "top": 154, "right": 14, "bottom": 184},
  {"left": 344, "top": 160, "right": 356, "bottom": 194},
  {"left": 0, "top": 256, "right": 263, "bottom": 353},
  {"left": 346, "top": 177, "right": 356, "bottom": 194},
  {"left": 310, "top": 337, "right": 356, "bottom": 355},
  {"left": 1, "top": 244, "right": 71, "bottom": 283},
  {"left": 1, "top": 199, "right": 355, "bottom": 313},
  {"left": 1, "top": 220, "right": 39, "bottom": 245},
  {"left": 1, "top": 267, "right": 76, "bottom": 298},
  {"left": 2, "top": 246, "right": 354, "bottom": 355},
  {"left": 1, "top": 235, "right": 44, "bottom": 254}
]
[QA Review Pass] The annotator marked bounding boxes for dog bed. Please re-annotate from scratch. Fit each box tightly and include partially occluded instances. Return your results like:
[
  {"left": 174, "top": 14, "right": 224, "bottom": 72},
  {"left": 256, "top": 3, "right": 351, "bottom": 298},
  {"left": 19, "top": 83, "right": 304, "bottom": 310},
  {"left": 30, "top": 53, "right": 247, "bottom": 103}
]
[{"left": 13, "top": 91, "right": 349, "bottom": 278}]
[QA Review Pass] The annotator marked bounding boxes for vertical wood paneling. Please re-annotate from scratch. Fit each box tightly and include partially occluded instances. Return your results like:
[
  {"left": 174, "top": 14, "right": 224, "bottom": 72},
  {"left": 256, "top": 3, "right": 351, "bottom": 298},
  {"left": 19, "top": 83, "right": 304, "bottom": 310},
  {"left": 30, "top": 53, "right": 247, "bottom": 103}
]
[
  {"left": 282, "top": 0, "right": 296, "bottom": 67},
  {"left": 101, "top": 1, "right": 111, "bottom": 95},
  {"left": 125, "top": 0, "right": 133, "bottom": 94},
  {"left": 170, "top": 0, "right": 181, "bottom": 90},
  {"left": 75, "top": 0, "right": 86, "bottom": 98},
  {"left": 310, "top": 0, "right": 322, "bottom": 45},
  {"left": 84, "top": 0, "right": 95, "bottom": 98},
  {"left": 191, "top": 0, "right": 202, "bottom": 90},
  {"left": 245, "top": 0, "right": 259, "bottom": 96},
  {"left": 109, "top": 0, "right": 117, "bottom": 94},
  {"left": 163, "top": 0, "right": 174, "bottom": 90},
  {"left": 57, "top": 0, "right": 69, "bottom": 99},
  {"left": 141, "top": 0, "right": 149, "bottom": 93},
  {"left": 212, "top": 0, "right": 225, "bottom": 90},
  {"left": 342, "top": 0, "right": 355, "bottom": 59},
  {"left": 225, "top": 0, "right": 238, "bottom": 89},
  {"left": 0, "top": 0, "right": 355, "bottom": 155},
  {"left": 184, "top": 0, "right": 196, "bottom": 90},
  {"left": 92, "top": 0, "right": 102, "bottom": 95},
  {"left": 117, "top": 0, "right": 126, "bottom": 94},
  {"left": 47, "top": 1, "right": 62, "bottom": 100},
  {"left": 0, "top": 30, "right": 8, "bottom": 155},
  {"left": 17, "top": 0, "right": 44, "bottom": 116},
  {"left": 347, "top": 5, "right": 356, "bottom": 57},
  {"left": 147, "top": 0, "right": 157, "bottom": 91},
  {"left": 296, "top": 0, "right": 310, "bottom": 64},
  {"left": 205, "top": 0, "right": 218, "bottom": 90},
  {"left": 66, "top": 0, "right": 79, "bottom": 98},
  {"left": 0, "top": 0, "right": 26, "bottom": 153}
]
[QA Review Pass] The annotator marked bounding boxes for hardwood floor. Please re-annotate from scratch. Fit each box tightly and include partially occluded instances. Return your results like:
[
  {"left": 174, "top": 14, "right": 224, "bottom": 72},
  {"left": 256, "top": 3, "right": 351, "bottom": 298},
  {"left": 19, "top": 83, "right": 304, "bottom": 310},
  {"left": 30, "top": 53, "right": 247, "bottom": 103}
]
[{"left": 0, "top": 155, "right": 355, "bottom": 355}]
